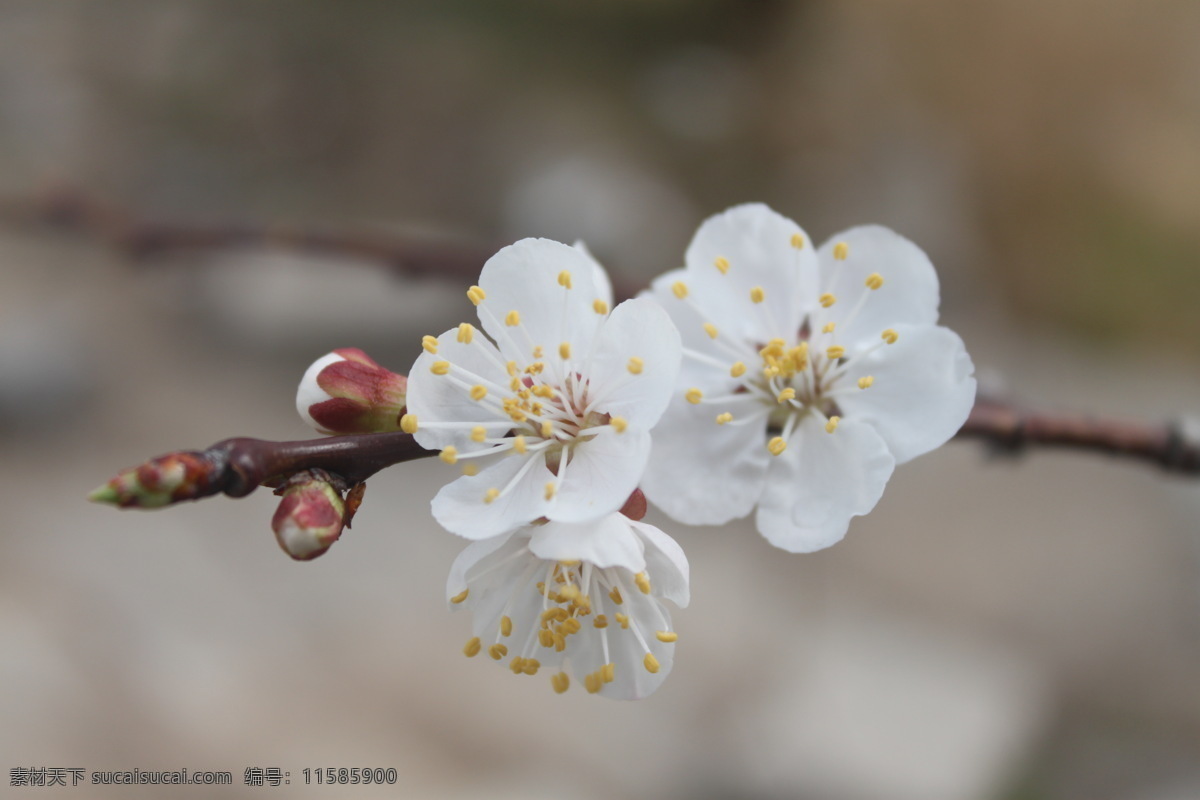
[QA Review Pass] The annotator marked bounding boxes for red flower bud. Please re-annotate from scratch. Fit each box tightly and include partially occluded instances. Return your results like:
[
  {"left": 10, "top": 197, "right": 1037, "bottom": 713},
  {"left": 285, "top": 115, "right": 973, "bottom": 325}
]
[
  {"left": 271, "top": 470, "right": 346, "bottom": 561},
  {"left": 296, "top": 348, "right": 407, "bottom": 435}
]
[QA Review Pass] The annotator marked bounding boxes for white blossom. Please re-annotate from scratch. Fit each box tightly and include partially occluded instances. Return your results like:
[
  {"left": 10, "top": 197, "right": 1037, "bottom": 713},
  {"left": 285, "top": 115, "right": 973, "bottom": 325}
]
[
  {"left": 641, "top": 204, "right": 976, "bottom": 552},
  {"left": 448, "top": 513, "right": 689, "bottom": 699},
  {"left": 404, "top": 238, "right": 682, "bottom": 540}
]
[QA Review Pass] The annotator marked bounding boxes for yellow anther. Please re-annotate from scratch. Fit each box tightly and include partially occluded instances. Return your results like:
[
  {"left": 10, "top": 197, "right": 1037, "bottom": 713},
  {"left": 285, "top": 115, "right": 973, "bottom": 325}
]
[
  {"left": 700, "top": 322, "right": 719, "bottom": 340},
  {"left": 882, "top": 328, "right": 899, "bottom": 344},
  {"left": 421, "top": 335, "right": 439, "bottom": 354},
  {"left": 523, "top": 659, "right": 540, "bottom": 676},
  {"left": 627, "top": 356, "right": 644, "bottom": 375},
  {"left": 609, "top": 587, "right": 623, "bottom": 605},
  {"left": 430, "top": 360, "right": 450, "bottom": 375},
  {"left": 610, "top": 416, "right": 628, "bottom": 433},
  {"left": 825, "top": 416, "right": 841, "bottom": 434},
  {"left": 858, "top": 375, "right": 875, "bottom": 389},
  {"left": 767, "top": 436, "right": 787, "bottom": 456},
  {"left": 400, "top": 413, "right": 418, "bottom": 434},
  {"left": 643, "top": 653, "right": 661, "bottom": 674},
  {"left": 488, "top": 643, "right": 508, "bottom": 660},
  {"left": 554, "top": 634, "right": 566, "bottom": 652},
  {"left": 469, "top": 384, "right": 487, "bottom": 401},
  {"left": 671, "top": 280, "right": 689, "bottom": 299},
  {"left": 557, "top": 270, "right": 573, "bottom": 289},
  {"left": 593, "top": 614, "right": 609, "bottom": 628},
  {"left": 463, "top": 637, "right": 481, "bottom": 657},
  {"left": 538, "top": 629, "right": 555, "bottom": 648},
  {"left": 819, "top": 293, "right": 837, "bottom": 308},
  {"left": 505, "top": 310, "right": 521, "bottom": 326},
  {"left": 826, "top": 345, "right": 846, "bottom": 360},
  {"left": 634, "top": 572, "right": 651, "bottom": 594},
  {"left": 833, "top": 241, "right": 849, "bottom": 261},
  {"left": 559, "top": 584, "right": 580, "bottom": 602},
  {"left": 533, "top": 345, "right": 544, "bottom": 359},
  {"left": 542, "top": 608, "right": 568, "bottom": 622},
  {"left": 614, "top": 613, "right": 630, "bottom": 628},
  {"left": 585, "top": 672, "right": 602, "bottom": 694},
  {"left": 513, "top": 435, "right": 527, "bottom": 454},
  {"left": 551, "top": 671, "right": 570, "bottom": 694},
  {"left": 505, "top": 361, "right": 518, "bottom": 377},
  {"left": 467, "top": 285, "right": 486, "bottom": 305},
  {"left": 686, "top": 387, "right": 703, "bottom": 404},
  {"left": 656, "top": 631, "right": 679, "bottom": 643},
  {"left": 541, "top": 420, "right": 554, "bottom": 438},
  {"left": 750, "top": 286, "right": 765, "bottom": 304},
  {"left": 483, "top": 488, "right": 500, "bottom": 504},
  {"left": 777, "top": 388, "right": 796, "bottom": 404},
  {"left": 509, "top": 656, "right": 526, "bottom": 674},
  {"left": 730, "top": 361, "right": 747, "bottom": 378},
  {"left": 462, "top": 463, "right": 479, "bottom": 477},
  {"left": 790, "top": 232, "right": 805, "bottom": 249},
  {"left": 470, "top": 426, "right": 486, "bottom": 443},
  {"left": 456, "top": 322, "right": 475, "bottom": 343},
  {"left": 562, "top": 618, "right": 582, "bottom": 635},
  {"left": 559, "top": 342, "right": 571, "bottom": 360},
  {"left": 822, "top": 322, "right": 836, "bottom": 333},
  {"left": 716, "top": 412, "right": 733, "bottom": 425},
  {"left": 865, "top": 272, "right": 884, "bottom": 290},
  {"left": 450, "top": 589, "right": 469, "bottom": 604},
  {"left": 602, "top": 663, "right": 615, "bottom": 683},
  {"left": 533, "top": 385, "right": 554, "bottom": 398},
  {"left": 500, "top": 616, "right": 513, "bottom": 637},
  {"left": 544, "top": 481, "right": 557, "bottom": 501},
  {"left": 714, "top": 256, "right": 730, "bottom": 274},
  {"left": 440, "top": 446, "right": 458, "bottom": 465}
]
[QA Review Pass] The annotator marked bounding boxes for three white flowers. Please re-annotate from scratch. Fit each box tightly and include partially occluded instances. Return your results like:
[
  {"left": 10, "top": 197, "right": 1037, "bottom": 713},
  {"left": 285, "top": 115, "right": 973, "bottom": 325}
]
[{"left": 296, "top": 203, "right": 976, "bottom": 699}]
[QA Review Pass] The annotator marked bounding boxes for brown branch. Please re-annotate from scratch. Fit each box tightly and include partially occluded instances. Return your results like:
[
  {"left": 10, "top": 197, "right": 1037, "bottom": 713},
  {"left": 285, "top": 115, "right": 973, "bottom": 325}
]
[{"left": 955, "top": 397, "right": 1200, "bottom": 474}]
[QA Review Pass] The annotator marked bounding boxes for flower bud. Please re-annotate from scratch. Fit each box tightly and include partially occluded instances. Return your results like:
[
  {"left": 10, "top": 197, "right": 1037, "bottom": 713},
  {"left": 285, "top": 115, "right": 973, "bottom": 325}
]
[
  {"left": 87, "top": 451, "right": 216, "bottom": 509},
  {"left": 296, "top": 348, "right": 407, "bottom": 435},
  {"left": 271, "top": 471, "right": 346, "bottom": 561}
]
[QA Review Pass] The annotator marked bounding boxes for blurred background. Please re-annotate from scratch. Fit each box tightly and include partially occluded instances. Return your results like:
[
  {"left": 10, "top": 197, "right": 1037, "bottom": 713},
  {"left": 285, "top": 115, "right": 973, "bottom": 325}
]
[{"left": 2, "top": 2, "right": 1199, "bottom": 798}]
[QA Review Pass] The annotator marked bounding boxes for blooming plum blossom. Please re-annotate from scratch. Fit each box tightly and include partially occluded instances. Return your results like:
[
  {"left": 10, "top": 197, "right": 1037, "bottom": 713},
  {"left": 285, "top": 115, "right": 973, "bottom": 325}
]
[
  {"left": 448, "top": 512, "right": 689, "bottom": 699},
  {"left": 405, "top": 238, "right": 682, "bottom": 540},
  {"left": 641, "top": 204, "right": 976, "bottom": 553}
]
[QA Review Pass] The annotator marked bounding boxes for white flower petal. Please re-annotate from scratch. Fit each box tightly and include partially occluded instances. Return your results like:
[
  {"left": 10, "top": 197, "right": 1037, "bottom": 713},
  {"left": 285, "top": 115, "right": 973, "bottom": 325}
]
[
  {"left": 645, "top": 269, "right": 750, "bottom": 392},
  {"left": 573, "top": 240, "right": 614, "bottom": 309},
  {"left": 838, "top": 324, "right": 976, "bottom": 464},
  {"left": 755, "top": 415, "right": 895, "bottom": 553},
  {"left": 432, "top": 454, "right": 556, "bottom": 540},
  {"left": 446, "top": 532, "right": 519, "bottom": 603},
  {"left": 640, "top": 395, "right": 769, "bottom": 525},
  {"left": 295, "top": 351, "right": 345, "bottom": 433},
  {"left": 407, "top": 332, "right": 511, "bottom": 452},
  {"left": 815, "top": 225, "right": 940, "bottom": 350},
  {"left": 581, "top": 296, "right": 682, "bottom": 428},
  {"left": 549, "top": 429, "right": 651, "bottom": 524},
  {"left": 528, "top": 515, "right": 646, "bottom": 573},
  {"left": 630, "top": 519, "right": 690, "bottom": 607},
  {"left": 684, "top": 203, "right": 818, "bottom": 342},
  {"left": 476, "top": 238, "right": 604, "bottom": 361}
]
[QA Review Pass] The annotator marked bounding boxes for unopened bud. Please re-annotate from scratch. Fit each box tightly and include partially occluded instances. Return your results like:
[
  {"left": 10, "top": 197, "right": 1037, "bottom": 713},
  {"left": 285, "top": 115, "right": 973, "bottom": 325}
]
[
  {"left": 619, "top": 488, "right": 647, "bottom": 521},
  {"left": 296, "top": 348, "right": 408, "bottom": 435},
  {"left": 88, "top": 451, "right": 216, "bottom": 509},
  {"left": 271, "top": 470, "right": 346, "bottom": 561}
]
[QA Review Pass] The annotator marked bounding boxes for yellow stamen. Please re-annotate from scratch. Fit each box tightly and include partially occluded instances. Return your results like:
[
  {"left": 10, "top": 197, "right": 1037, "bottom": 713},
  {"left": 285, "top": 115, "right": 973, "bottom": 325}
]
[
  {"left": 609, "top": 587, "right": 623, "bottom": 605},
  {"left": 533, "top": 346, "right": 544, "bottom": 358},
  {"left": 819, "top": 293, "right": 837, "bottom": 308},
  {"left": 777, "top": 388, "right": 796, "bottom": 403},
  {"left": 463, "top": 637, "right": 481, "bottom": 657},
  {"left": 750, "top": 286, "right": 765, "bottom": 304},
  {"left": 730, "top": 361, "right": 747, "bottom": 378},
  {"left": 469, "top": 384, "right": 487, "bottom": 401},
  {"left": 457, "top": 322, "right": 475, "bottom": 343},
  {"left": 672, "top": 280, "right": 688, "bottom": 299},
  {"left": 833, "top": 241, "right": 849, "bottom": 261},
  {"left": 714, "top": 256, "right": 730, "bottom": 274},
  {"left": 703, "top": 322, "right": 718, "bottom": 339},
  {"left": 543, "top": 481, "right": 557, "bottom": 501},
  {"left": 483, "top": 488, "right": 500, "bottom": 504},
  {"left": 552, "top": 672, "right": 570, "bottom": 694},
  {"left": 505, "top": 310, "right": 521, "bottom": 326},
  {"left": 826, "top": 345, "right": 846, "bottom": 360},
  {"left": 400, "top": 414, "right": 418, "bottom": 434},
  {"left": 557, "top": 270, "right": 572, "bottom": 289},
  {"left": 602, "top": 663, "right": 615, "bottom": 683},
  {"left": 421, "top": 335, "right": 439, "bottom": 354},
  {"left": 541, "top": 420, "right": 554, "bottom": 438},
  {"left": 593, "top": 614, "right": 608, "bottom": 628},
  {"left": 643, "top": 653, "right": 660, "bottom": 674},
  {"left": 450, "top": 589, "right": 469, "bottom": 604},
  {"left": 610, "top": 416, "right": 628, "bottom": 433},
  {"left": 882, "top": 328, "right": 899, "bottom": 344},
  {"left": 467, "top": 285, "right": 486, "bottom": 305},
  {"left": 538, "top": 629, "right": 555, "bottom": 648},
  {"left": 430, "top": 360, "right": 450, "bottom": 375},
  {"left": 858, "top": 375, "right": 874, "bottom": 389},
  {"left": 716, "top": 412, "right": 733, "bottom": 425},
  {"left": 593, "top": 299, "right": 608, "bottom": 314},
  {"left": 790, "top": 232, "right": 805, "bottom": 249},
  {"left": 614, "top": 613, "right": 630, "bottom": 629},
  {"left": 634, "top": 572, "right": 651, "bottom": 594},
  {"left": 865, "top": 273, "right": 884, "bottom": 290},
  {"left": 500, "top": 616, "right": 513, "bottom": 636},
  {"left": 509, "top": 656, "right": 525, "bottom": 674},
  {"left": 561, "top": 617, "right": 582, "bottom": 634},
  {"left": 686, "top": 387, "right": 703, "bottom": 404},
  {"left": 523, "top": 658, "right": 540, "bottom": 676},
  {"left": 585, "top": 672, "right": 602, "bottom": 694},
  {"left": 559, "top": 342, "right": 571, "bottom": 359},
  {"left": 511, "top": 435, "right": 526, "bottom": 455},
  {"left": 825, "top": 416, "right": 841, "bottom": 433},
  {"left": 488, "top": 643, "right": 508, "bottom": 660},
  {"left": 471, "top": 426, "right": 486, "bottom": 443},
  {"left": 822, "top": 322, "right": 836, "bottom": 333},
  {"left": 462, "top": 463, "right": 479, "bottom": 476},
  {"left": 440, "top": 446, "right": 458, "bottom": 465},
  {"left": 506, "top": 360, "right": 518, "bottom": 377},
  {"left": 656, "top": 631, "right": 678, "bottom": 643},
  {"left": 627, "top": 356, "right": 644, "bottom": 375},
  {"left": 767, "top": 436, "right": 787, "bottom": 456}
]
